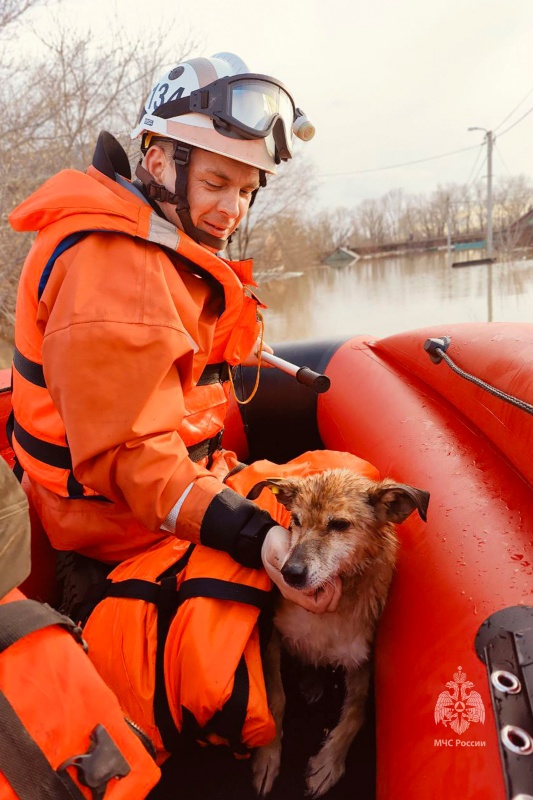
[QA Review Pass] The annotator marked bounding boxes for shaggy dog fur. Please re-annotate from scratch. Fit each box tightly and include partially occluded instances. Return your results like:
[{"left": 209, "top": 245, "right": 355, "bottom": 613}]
[{"left": 250, "top": 469, "right": 429, "bottom": 798}]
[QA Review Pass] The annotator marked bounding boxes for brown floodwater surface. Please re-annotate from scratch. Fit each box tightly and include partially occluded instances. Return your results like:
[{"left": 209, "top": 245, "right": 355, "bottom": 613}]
[
  {"left": 1, "top": 251, "right": 532, "bottom": 369},
  {"left": 256, "top": 251, "right": 533, "bottom": 344}
]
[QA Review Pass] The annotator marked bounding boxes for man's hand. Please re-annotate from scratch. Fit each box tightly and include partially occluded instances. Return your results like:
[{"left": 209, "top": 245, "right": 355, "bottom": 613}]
[
  {"left": 261, "top": 525, "right": 341, "bottom": 613},
  {"left": 242, "top": 337, "right": 274, "bottom": 367}
]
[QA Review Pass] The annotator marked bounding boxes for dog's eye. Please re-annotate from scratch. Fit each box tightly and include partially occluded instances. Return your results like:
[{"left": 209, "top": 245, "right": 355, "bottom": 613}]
[
  {"left": 290, "top": 514, "right": 301, "bottom": 528},
  {"left": 328, "top": 518, "right": 351, "bottom": 532}
]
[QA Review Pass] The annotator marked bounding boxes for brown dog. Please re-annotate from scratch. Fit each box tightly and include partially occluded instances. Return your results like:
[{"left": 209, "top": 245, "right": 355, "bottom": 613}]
[{"left": 250, "top": 468, "right": 429, "bottom": 798}]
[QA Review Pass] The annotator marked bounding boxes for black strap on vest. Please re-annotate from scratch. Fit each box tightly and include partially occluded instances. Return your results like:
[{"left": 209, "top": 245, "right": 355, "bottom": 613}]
[
  {"left": 13, "top": 346, "right": 46, "bottom": 388},
  {"left": 100, "top": 543, "right": 273, "bottom": 754},
  {"left": 4, "top": 368, "right": 23, "bottom": 482},
  {"left": 0, "top": 599, "right": 95, "bottom": 800},
  {"left": 10, "top": 410, "right": 223, "bottom": 483},
  {"left": 10, "top": 228, "right": 231, "bottom": 483},
  {"left": 196, "top": 361, "right": 230, "bottom": 385},
  {"left": 186, "top": 429, "right": 224, "bottom": 465},
  {"left": 8, "top": 342, "right": 86, "bottom": 493},
  {"left": 0, "top": 599, "right": 87, "bottom": 654},
  {"left": 11, "top": 327, "right": 229, "bottom": 481},
  {"left": 0, "top": 698, "right": 133, "bottom": 800},
  {"left": 12, "top": 417, "right": 74, "bottom": 470},
  {"left": 179, "top": 655, "right": 250, "bottom": 754},
  {"left": 9, "top": 416, "right": 86, "bottom": 497},
  {"left": 0, "top": 691, "right": 86, "bottom": 800},
  {"left": 103, "top": 543, "right": 194, "bottom": 754},
  {"left": 13, "top": 348, "right": 230, "bottom": 395},
  {"left": 177, "top": 577, "right": 273, "bottom": 609}
]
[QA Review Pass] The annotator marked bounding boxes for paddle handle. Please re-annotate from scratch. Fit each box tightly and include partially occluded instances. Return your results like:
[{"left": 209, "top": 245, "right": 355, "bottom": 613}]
[{"left": 260, "top": 352, "right": 331, "bottom": 393}]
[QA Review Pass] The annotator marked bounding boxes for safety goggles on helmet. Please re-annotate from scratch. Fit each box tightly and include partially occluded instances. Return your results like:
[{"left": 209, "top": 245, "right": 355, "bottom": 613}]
[{"left": 150, "top": 73, "right": 306, "bottom": 163}]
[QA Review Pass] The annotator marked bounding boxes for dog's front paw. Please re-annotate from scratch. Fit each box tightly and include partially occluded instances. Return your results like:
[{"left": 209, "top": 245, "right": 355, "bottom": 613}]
[
  {"left": 305, "top": 742, "right": 346, "bottom": 798},
  {"left": 252, "top": 739, "right": 282, "bottom": 797}
]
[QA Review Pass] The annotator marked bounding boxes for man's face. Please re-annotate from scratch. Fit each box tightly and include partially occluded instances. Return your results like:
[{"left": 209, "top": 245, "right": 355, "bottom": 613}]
[{"left": 161, "top": 147, "right": 261, "bottom": 252}]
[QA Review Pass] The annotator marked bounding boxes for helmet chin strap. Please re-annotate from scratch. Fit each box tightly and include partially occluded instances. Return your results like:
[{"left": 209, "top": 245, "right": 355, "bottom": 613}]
[
  {"left": 170, "top": 143, "right": 230, "bottom": 251},
  {"left": 136, "top": 139, "right": 267, "bottom": 253},
  {"left": 136, "top": 141, "right": 229, "bottom": 252}
]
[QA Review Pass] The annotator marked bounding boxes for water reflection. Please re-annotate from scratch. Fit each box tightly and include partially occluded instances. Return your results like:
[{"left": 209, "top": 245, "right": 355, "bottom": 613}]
[{"left": 257, "top": 251, "right": 533, "bottom": 343}]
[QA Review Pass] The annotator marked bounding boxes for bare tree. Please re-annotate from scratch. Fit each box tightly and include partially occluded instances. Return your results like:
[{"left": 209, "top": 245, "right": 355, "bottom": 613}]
[
  {"left": 354, "top": 198, "right": 387, "bottom": 245},
  {"left": 381, "top": 188, "right": 406, "bottom": 242},
  {"left": 493, "top": 175, "right": 533, "bottom": 229},
  {"left": 228, "top": 153, "right": 318, "bottom": 264},
  {"left": 0, "top": 0, "right": 43, "bottom": 29},
  {"left": 258, "top": 215, "right": 317, "bottom": 273},
  {"left": 307, "top": 208, "right": 358, "bottom": 259},
  {"left": 492, "top": 174, "right": 533, "bottom": 256},
  {"left": 0, "top": 3, "right": 198, "bottom": 341}
]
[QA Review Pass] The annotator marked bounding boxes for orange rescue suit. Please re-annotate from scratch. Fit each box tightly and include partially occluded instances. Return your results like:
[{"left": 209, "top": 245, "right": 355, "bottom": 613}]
[{"left": 9, "top": 132, "right": 268, "bottom": 563}]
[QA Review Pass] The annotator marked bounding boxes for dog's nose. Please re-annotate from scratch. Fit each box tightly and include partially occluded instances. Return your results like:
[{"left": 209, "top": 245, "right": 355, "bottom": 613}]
[{"left": 281, "top": 559, "right": 308, "bottom": 588}]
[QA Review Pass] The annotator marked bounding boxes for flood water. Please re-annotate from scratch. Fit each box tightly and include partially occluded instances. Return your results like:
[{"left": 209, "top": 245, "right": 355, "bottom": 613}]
[
  {"left": 1, "top": 250, "right": 532, "bottom": 369},
  {"left": 256, "top": 250, "right": 533, "bottom": 344}
]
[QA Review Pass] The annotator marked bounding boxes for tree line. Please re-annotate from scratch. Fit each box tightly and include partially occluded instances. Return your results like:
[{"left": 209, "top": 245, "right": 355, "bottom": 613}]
[
  {"left": 237, "top": 174, "right": 533, "bottom": 271},
  {"left": 0, "top": 0, "right": 198, "bottom": 341},
  {"left": 1, "top": 0, "right": 532, "bottom": 344}
]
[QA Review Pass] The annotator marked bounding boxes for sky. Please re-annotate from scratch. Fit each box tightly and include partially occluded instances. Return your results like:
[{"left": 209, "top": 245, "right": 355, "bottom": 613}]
[{"left": 26, "top": 0, "right": 533, "bottom": 211}]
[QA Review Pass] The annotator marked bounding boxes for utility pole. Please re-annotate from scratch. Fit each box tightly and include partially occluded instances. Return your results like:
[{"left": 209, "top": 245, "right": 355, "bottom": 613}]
[
  {"left": 486, "top": 130, "right": 494, "bottom": 260},
  {"left": 446, "top": 207, "right": 452, "bottom": 267},
  {"left": 468, "top": 127, "right": 495, "bottom": 261}
]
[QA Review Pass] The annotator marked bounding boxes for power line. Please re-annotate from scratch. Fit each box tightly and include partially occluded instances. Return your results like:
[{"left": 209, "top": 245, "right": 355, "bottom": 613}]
[
  {"left": 494, "top": 83, "right": 533, "bottom": 133},
  {"left": 318, "top": 144, "right": 479, "bottom": 179},
  {"left": 497, "top": 104, "right": 533, "bottom": 137},
  {"left": 494, "top": 142, "right": 513, "bottom": 177},
  {"left": 466, "top": 158, "right": 486, "bottom": 190},
  {"left": 464, "top": 144, "right": 485, "bottom": 190},
  {"left": 317, "top": 101, "right": 533, "bottom": 182}
]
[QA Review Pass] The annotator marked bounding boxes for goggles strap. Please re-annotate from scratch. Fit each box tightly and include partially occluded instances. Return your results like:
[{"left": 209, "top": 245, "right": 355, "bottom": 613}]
[
  {"left": 248, "top": 170, "right": 267, "bottom": 209},
  {"left": 271, "top": 117, "right": 290, "bottom": 164}
]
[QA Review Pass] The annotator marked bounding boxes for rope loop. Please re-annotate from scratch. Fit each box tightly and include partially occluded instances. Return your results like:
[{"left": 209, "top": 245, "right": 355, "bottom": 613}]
[{"left": 229, "top": 311, "right": 265, "bottom": 406}]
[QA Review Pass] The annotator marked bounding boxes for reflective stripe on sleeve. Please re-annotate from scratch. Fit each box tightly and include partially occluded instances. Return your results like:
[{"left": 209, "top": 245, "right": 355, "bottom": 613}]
[{"left": 160, "top": 482, "right": 194, "bottom": 533}]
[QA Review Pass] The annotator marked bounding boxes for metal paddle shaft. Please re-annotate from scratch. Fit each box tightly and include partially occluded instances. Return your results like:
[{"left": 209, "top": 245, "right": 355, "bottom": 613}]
[{"left": 260, "top": 352, "right": 331, "bottom": 393}]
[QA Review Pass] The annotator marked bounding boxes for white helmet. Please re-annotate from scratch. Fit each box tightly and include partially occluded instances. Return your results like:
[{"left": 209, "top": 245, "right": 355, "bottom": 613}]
[
  {"left": 131, "top": 53, "right": 315, "bottom": 249},
  {"left": 131, "top": 53, "right": 315, "bottom": 174}
]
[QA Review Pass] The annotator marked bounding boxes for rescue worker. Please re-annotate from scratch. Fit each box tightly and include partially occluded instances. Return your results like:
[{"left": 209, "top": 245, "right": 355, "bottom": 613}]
[{"left": 8, "top": 53, "right": 340, "bottom": 614}]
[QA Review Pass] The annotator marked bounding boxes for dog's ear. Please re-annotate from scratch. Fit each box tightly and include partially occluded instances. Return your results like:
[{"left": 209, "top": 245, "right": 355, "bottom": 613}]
[
  {"left": 367, "top": 482, "right": 430, "bottom": 524},
  {"left": 247, "top": 478, "right": 298, "bottom": 508}
]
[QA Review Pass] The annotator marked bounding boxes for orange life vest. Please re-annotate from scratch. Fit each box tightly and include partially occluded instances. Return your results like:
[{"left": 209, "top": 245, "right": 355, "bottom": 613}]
[
  {"left": 0, "top": 588, "right": 160, "bottom": 799},
  {"left": 9, "top": 164, "right": 262, "bottom": 502},
  {"left": 223, "top": 449, "right": 381, "bottom": 508},
  {"left": 82, "top": 451, "right": 380, "bottom": 760},
  {"left": 83, "top": 537, "right": 275, "bottom": 759}
]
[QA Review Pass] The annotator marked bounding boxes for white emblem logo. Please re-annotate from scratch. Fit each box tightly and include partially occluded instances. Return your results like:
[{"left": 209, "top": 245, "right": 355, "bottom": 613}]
[{"left": 434, "top": 666, "right": 486, "bottom": 735}]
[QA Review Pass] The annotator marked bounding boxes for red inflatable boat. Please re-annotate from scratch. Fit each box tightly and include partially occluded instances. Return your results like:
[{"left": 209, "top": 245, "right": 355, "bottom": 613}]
[{"left": 2, "top": 320, "right": 533, "bottom": 800}]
